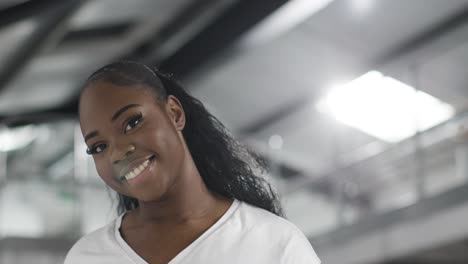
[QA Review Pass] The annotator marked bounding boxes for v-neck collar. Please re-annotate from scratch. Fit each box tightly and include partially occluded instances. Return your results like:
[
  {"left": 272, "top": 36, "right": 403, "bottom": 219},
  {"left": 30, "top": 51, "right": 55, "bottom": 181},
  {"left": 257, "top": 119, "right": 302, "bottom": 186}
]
[{"left": 114, "top": 199, "right": 240, "bottom": 264}]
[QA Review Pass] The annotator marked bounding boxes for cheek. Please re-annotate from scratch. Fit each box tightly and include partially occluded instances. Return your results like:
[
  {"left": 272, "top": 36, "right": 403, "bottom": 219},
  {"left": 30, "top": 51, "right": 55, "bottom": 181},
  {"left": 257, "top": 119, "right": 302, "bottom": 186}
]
[
  {"left": 152, "top": 127, "right": 183, "bottom": 157},
  {"left": 137, "top": 123, "right": 173, "bottom": 151},
  {"left": 136, "top": 125, "right": 185, "bottom": 177}
]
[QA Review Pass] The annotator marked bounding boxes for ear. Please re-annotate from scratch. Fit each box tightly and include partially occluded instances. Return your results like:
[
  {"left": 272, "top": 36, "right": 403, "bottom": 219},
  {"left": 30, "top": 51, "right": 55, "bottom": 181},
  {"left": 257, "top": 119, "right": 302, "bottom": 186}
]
[{"left": 165, "top": 95, "right": 186, "bottom": 131}]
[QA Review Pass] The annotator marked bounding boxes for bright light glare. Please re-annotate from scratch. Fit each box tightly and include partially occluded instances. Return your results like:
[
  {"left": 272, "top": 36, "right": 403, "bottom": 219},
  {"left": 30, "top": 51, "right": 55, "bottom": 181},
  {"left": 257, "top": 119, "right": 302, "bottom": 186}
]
[
  {"left": 269, "top": 135, "right": 284, "bottom": 150},
  {"left": 351, "top": 0, "right": 374, "bottom": 15},
  {"left": 317, "top": 71, "right": 455, "bottom": 142},
  {"left": 0, "top": 125, "right": 37, "bottom": 152}
]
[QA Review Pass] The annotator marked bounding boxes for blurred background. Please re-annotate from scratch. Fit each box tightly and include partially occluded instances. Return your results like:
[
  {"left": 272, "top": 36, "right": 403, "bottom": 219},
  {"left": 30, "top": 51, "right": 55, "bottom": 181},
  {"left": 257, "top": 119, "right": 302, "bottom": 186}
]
[{"left": 1, "top": 0, "right": 468, "bottom": 263}]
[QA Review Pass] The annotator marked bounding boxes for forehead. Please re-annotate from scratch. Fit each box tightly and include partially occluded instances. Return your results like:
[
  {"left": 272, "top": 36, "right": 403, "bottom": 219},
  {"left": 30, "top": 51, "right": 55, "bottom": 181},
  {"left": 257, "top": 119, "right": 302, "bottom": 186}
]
[{"left": 79, "top": 82, "right": 159, "bottom": 129}]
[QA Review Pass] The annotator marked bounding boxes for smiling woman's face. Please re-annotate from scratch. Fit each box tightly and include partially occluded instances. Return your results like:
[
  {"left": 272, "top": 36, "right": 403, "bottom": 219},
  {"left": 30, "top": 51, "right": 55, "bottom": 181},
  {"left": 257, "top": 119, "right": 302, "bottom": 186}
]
[{"left": 79, "top": 81, "right": 187, "bottom": 202}]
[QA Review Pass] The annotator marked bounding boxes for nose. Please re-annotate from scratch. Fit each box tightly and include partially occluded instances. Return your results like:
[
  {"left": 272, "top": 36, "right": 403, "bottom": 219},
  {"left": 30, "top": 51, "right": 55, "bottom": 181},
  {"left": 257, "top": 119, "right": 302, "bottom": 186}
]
[{"left": 111, "top": 142, "right": 135, "bottom": 164}]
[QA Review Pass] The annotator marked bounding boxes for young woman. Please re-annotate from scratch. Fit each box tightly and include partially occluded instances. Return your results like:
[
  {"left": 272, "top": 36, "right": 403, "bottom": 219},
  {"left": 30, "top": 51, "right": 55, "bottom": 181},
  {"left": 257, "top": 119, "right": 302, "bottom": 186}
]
[{"left": 65, "top": 61, "right": 321, "bottom": 264}]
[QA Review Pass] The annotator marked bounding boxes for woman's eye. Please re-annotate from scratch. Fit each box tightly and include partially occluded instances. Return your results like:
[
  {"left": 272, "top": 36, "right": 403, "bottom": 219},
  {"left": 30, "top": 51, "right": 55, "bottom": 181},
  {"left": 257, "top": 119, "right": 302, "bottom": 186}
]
[
  {"left": 86, "top": 143, "right": 107, "bottom": 155},
  {"left": 124, "top": 114, "right": 142, "bottom": 133}
]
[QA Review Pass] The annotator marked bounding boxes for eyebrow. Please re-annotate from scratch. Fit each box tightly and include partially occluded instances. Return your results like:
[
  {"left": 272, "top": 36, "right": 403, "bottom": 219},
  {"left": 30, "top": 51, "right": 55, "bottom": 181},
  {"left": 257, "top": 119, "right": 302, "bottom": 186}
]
[
  {"left": 111, "top": 104, "right": 141, "bottom": 122},
  {"left": 84, "top": 131, "right": 98, "bottom": 143},
  {"left": 84, "top": 104, "right": 141, "bottom": 143}
]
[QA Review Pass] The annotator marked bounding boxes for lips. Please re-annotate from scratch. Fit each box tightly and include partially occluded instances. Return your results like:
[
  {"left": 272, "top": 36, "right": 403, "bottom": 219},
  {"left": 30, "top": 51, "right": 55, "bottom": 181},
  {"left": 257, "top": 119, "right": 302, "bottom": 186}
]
[{"left": 118, "top": 154, "right": 155, "bottom": 181}]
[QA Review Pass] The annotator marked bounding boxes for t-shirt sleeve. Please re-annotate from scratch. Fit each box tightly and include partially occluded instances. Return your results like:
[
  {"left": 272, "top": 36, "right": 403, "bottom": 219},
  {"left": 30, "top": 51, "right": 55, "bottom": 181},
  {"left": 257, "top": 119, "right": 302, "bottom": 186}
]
[{"left": 280, "top": 228, "right": 321, "bottom": 264}]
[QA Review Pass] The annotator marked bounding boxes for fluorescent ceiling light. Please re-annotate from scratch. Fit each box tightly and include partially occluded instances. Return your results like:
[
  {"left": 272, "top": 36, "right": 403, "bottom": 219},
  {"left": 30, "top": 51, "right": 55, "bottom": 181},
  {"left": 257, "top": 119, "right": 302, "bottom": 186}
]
[
  {"left": 351, "top": 0, "right": 375, "bottom": 15},
  {"left": 0, "top": 125, "right": 37, "bottom": 152},
  {"left": 240, "top": 0, "right": 335, "bottom": 47},
  {"left": 317, "top": 71, "right": 455, "bottom": 142},
  {"left": 269, "top": 134, "right": 284, "bottom": 150}
]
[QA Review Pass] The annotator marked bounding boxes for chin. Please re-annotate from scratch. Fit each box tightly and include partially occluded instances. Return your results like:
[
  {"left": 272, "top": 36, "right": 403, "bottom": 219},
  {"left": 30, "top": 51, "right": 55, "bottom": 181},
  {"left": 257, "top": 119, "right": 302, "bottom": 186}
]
[{"left": 132, "top": 189, "right": 168, "bottom": 203}]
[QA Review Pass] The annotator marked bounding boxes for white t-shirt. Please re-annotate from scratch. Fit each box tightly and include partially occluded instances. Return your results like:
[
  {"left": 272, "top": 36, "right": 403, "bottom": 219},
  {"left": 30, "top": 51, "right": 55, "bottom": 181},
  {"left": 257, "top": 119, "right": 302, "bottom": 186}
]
[{"left": 64, "top": 199, "right": 321, "bottom": 264}]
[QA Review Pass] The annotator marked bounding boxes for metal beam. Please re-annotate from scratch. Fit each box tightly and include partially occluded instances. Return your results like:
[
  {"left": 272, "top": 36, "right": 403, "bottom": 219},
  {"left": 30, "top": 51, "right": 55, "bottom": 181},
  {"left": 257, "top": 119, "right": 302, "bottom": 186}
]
[
  {"left": 0, "top": 0, "right": 290, "bottom": 124},
  {"left": 0, "top": 0, "right": 61, "bottom": 29},
  {"left": 373, "top": 3, "right": 468, "bottom": 66},
  {"left": 60, "top": 21, "right": 134, "bottom": 44},
  {"left": 0, "top": 0, "right": 231, "bottom": 124},
  {"left": 313, "top": 182, "right": 468, "bottom": 264},
  {"left": 129, "top": 0, "right": 229, "bottom": 63},
  {"left": 285, "top": 111, "right": 468, "bottom": 193},
  {"left": 240, "top": 96, "right": 310, "bottom": 135},
  {"left": 157, "top": 0, "right": 289, "bottom": 76},
  {"left": 313, "top": 182, "right": 468, "bottom": 244},
  {"left": 0, "top": 0, "right": 85, "bottom": 93},
  {"left": 0, "top": 108, "right": 76, "bottom": 127}
]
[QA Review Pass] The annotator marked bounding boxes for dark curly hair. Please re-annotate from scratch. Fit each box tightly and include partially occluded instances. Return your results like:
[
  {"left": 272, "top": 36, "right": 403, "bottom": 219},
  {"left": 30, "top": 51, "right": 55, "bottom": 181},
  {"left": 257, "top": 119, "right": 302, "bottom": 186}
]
[{"left": 81, "top": 61, "right": 284, "bottom": 217}]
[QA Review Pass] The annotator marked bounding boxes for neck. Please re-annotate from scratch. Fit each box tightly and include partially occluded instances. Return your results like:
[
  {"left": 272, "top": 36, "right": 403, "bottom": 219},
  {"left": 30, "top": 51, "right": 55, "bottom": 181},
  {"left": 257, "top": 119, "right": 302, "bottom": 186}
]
[{"left": 134, "top": 155, "right": 231, "bottom": 225}]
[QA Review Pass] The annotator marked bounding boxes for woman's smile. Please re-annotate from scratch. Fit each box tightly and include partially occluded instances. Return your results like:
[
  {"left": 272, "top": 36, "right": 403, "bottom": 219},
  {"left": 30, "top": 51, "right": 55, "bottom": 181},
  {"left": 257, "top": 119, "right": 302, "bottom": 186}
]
[{"left": 119, "top": 155, "right": 157, "bottom": 184}]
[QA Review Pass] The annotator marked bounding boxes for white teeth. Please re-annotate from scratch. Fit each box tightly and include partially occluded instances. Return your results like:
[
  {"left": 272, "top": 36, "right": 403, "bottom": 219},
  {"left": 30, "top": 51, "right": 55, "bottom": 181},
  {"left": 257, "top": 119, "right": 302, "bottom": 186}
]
[
  {"left": 134, "top": 167, "right": 142, "bottom": 175},
  {"left": 124, "top": 158, "right": 151, "bottom": 180}
]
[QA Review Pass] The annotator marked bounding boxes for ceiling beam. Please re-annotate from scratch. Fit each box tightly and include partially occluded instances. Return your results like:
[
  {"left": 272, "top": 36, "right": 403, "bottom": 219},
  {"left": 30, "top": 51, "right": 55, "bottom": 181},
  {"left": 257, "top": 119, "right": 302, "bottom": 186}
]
[
  {"left": 0, "top": 0, "right": 62, "bottom": 29},
  {"left": 374, "top": 4, "right": 468, "bottom": 66},
  {"left": 0, "top": 0, "right": 86, "bottom": 94},
  {"left": 60, "top": 21, "right": 134, "bottom": 44},
  {"left": 128, "top": 0, "right": 228, "bottom": 63},
  {"left": 240, "top": 96, "right": 310, "bottom": 135},
  {"left": 157, "top": 0, "right": 289, "bottom": 76},
  {"left": 313, "top": 182, "right": 468, "bottom": 263},
  {"left": 0, "top": 0, "right": 290, "bottom": 124}
]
